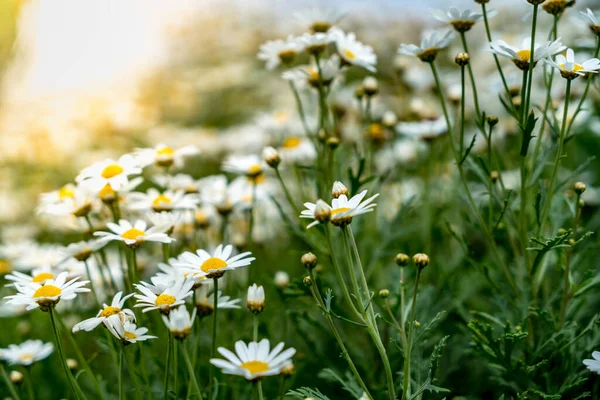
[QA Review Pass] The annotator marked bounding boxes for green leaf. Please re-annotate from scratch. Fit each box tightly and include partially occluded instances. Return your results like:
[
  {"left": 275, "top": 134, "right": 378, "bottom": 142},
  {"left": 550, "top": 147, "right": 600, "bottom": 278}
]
[
  {"left": 287, "top": 387, "right": 331, "bottom": 400},
  {"left": 520, "top": 110, "right": 538, "bottom": 157},
  {"left": 317, "top": 368, "right": 362, "bottom": 398},
  {"left": 459, "top": 134, "right": 477, "bottom": 166}
]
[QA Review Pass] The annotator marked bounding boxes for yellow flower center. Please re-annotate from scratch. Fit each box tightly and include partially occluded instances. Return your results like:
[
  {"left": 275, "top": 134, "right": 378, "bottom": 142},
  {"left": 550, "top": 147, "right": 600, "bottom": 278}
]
[
  {"left": 152, "top": 194, "right": 172, "bottom": 206},
  {"left": 0, "top": 260, "right": 11, "bottom": 274},
  {"left": 19, "top": 354, "right": 33, "bottom": 362},
  {"left": 32, "top": 272, "right": 55, "bottom": 283},
  {"left": 101, "top": 164, "right": 124, "bottom": 179},
  {"left": 200, "top": 257, "right": 227, "bottom": 273},
  {"left": 121, "top": 228, "right": 145, "bottom": 240},
  {"left": 124, "top": 331, "right": 137, "bottom": 339},
  {"left": 99, "top": 184, "right": 116, "bottom": 199},
  {"left": 331, "top": 207, "right": 351, "bottom": 216},
  {"left": 33, "top": 285, "right": 62, "bottom": 298},
  {"left": 282, "top": 137, "right": 302, "bottom": 149},
  {"left": 559, "top": 63, "right": 584, "bottom": 72},
  {"left": 248, "top": 164, "right": 262, "bottom": 176},
  {"left": 59, "top": 186, "right": 75, "bottom": 200},
  {"left": 156, "top": 147, "right": 174, "bottom": 156},
  {"left": 240, "top": 360, "right": 270, "bottom": 375},
  {"left": 155, "top": 293, "right": 176, "bottom": 306},
  {"left": 517, "top": 50, "right": 531, "bottom": 62},
  {"left": 274, "top": 111, "right": 289, "bottom": 123},
  {"left": 100, "top": 306, "right": 121, "bottom": 318},
  {"left": 344, "top": 49, "right": 356, "bottom": 60}
]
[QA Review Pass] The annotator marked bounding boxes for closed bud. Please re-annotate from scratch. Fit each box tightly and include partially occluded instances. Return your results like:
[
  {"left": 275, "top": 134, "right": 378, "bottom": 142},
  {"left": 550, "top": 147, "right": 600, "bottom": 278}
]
[
  {"left": 558, "top": 228, "right": 567, "bottom": 235},
  {"left": 379, "top": 289, "right": 390, "bottom": 298},
  {"left": 455, "top": 52, "right": 470, "bottom": 66},
  {"left": 542, "top": 0, "right": 567, "bottom": 16},
  {"left": 355, "top": 87, "right": 365, "bottom": 99},
  {"left": 332, "top": 181, "right": 349, "bottom": 199},
  {"left": 327, "top": 137, "right": 340, "bottom": 150},
  {"left": 262, "top": 146, "right": 281, "bottom": 169},
  {"left": 303, "top": 276, "right": 312, "bottom": 287},
  {"left": 413, "top": 253, "right": 430, "bottom": 269},
  {"left": 274, "top": 271, "right": 290, "bottom": 289},
  {"left": 578, "top": 199, "right": 585, "bottom": 208},
  {"left": 491, "top": 171, "right": 499, "bottom": 183},
  {"left": 568, "top": 238, "right": 575, "bottom": 246},
  {"left": 382, "top": 111, "right": 398, "bottom": 128},
  {"left": 574, "top": 182, "right": 586, "bottom": 195},
  {"left": 281, "top": 362, "right": 296, "bottom": 377},
  {"left": 9, "top": 371, "right": 23, "bottom": 385},
  {"left": 314, "top": 200, "right": 332, "bottom": 223},
  {"left": 486, "top": 115, "right": 499, "bottom": 127},
  {"left": 474, "top": 0, "right": 490, "bottom": 3},
  {"left": 415, "top": 321, "right": 421, "bottom": 328},
  {"left": 247, "top": 284, "right": 265, "bottom": 314},
  {"left": 527, "top": 0, "right": 546, "bottom": 4},
  {"left": 395, "top": 253, "right": 410, "bottom": 267},
  {"left": 67, "top": 358, "right": 78, "bottom": 370},
  {"left": 362, "top": 76, "right": 379, "bottom": 96},
  {"left": 301, "top": 252, "right": 318, "bottom": 270}
]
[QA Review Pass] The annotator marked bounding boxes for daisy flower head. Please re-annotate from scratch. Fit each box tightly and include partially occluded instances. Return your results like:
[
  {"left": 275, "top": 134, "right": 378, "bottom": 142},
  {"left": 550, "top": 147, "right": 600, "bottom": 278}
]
[
  {"left": 277, "top": 136, "right": 317, "bottom": 165},
  {"left": 61, "top": 239, "right": 106, "bottom": 262},
  {"left": 72, "top": 291, "right": 135, "bottom": 333},
  {"left": 94, "top": 219, "right": 175, "bottom": 249},
  {"left": 127, "top": 188, "right": 199, "bottom": 213},
  {"left": 430, "top": 7, "right": 489, "bottom": 32},
  {"left": 583, "top": 351, "right": 600, "bottom": 374},
  {"left": 489, "top": 37, "right": 565, "bottom": 71},
  {"left": 0, "top": 340, "right": 53, "bottom": 366},
  {"left": 247, "top": 283, "right": 265, "bottom": 314},
  {"left": 38, "top": 184, "right": 94, "bottom": 218},
  {"left": 328, "top": 188, "right": 379, "bottom": 227},
  {"left": 222, "top": 154, "right": 265, "bottom": 184},
  {"left": 162, "top": 306, "right": 196, "bottom": 340},
  {"left": 258, "top": 35, "right": 304, "bottom": 70},
  {"left": 398, "top": 29, "right": 455, "bottom": 63},
  {"left": 154, "top": 173, "right": 199, "bottom": 194},
  {"left": 298, "top": 31, "right": 334, "bottom": 55},
  {"left": 107, "top": 320, "right": 157, "bottom": 345},
  {"left": 330, "top": 29, "right": 377, "bottom": 72},
  {"left": 282, "top": 55, "right": 343, "bottom": 89},
  {"left": 5, "top": 266, "right": 57, "bottom": 287},
  {"left": 210, "top": 339, "right": 296, "bottom": 381},
  {"left": 76, "top": 154, "right": 142, "bottom": 193},
  {"left": 300, "top": 199, "right": 332, "bottom": 229},
  {"left": 134, "top": 143, "right": 199, "bottom": 169},
  {"left": 546, "top": 48, "right": 600, "bottom": 80},
  {"left": 195, "top": 285, "right": 241, "bottom": 318},
  {"left": 294, "top": 5, "right": 345, "bottom": 33},
  {"left": 134, "top": 276, "right": 194, "bottom": 314},
  {"left": 147, "top": 211, "right": 182, "bottom": 235},
  {"left": 172, "top": 244, "right": 255, "bottom": 279},
  {"left": 5, "top": 271, "right": 90, "bottom": 311},
  {"left": 581, "top": 8, "right": 600, "bottom": 38}
]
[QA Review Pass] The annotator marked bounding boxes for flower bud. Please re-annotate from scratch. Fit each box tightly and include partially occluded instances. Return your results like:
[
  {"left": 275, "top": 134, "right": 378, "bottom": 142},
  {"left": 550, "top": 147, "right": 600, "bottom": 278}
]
[
  {"left": 301, "top": 252, "right": 318, "bottom": 270},
  {"left": 247, "top": 284, "right": 265, "bottom": 314},
  {"left": 542, "top": 0, "right": 567, "bottom": 16},
  {"left": 415, "top": 321, "right": 421, "bottom": 328},
  {"left": 574, "top": 182, "right": 586, "bottom": 195},
  {"left": 395, "top": 253, "right": 410, "bottom": 267},
  {"left": 281, "top": 362, "right": 296, "bottom": 377},
  {"left": 379, "top": 289, "right": 390, "bottom": 298},
  {"left": 455, "top": 52, "right": 470, "bottom": 66},
  {"left": 262, "top": 146, "right": 281, "bottom": 169},
  {"left": 474, "top": 0, "right": 490, "bottom": 3},
  {"left": 67, "top": 358, "right": 78, "bottom": 370},
  {"left": 527, "top": 0, "right": 545, "bottom": 5},
  {"left": 9, "top": 370, "right": 23, "bottom": 385},
  {"left": 303, "top": 276, "right": 312, "bottom": 287},
  {"left": 314, "top": 199, "right": 332, "bottom": 223},
  {"left": 578, "top": 199, "right": 585, "bottom": 208},
  {"left": 413, "top": 253, "right": 430, "bottom": 269},
  {"left": 568, "top": 238, "right": 575, "bottom": 246},
  {"left": 362, "top": 76, "right": 379, "bottom": 96},
  {"left": 382, "top": 111, "right": 398, "bottom": 128},
  {"left": 486, "top": 115, "right": 499, "bottom": 127},
  {"left": 332, "top": 181, "right": 349, "bottom": 199},
  {"left": 491, "top": 171, "right": 499, "bottom": 183},
  {"left": 274, "top": 271, "right": 290, "bottom": 289},
  {"left": 327, "top": 137, "right": 340, "bottom": 150}
]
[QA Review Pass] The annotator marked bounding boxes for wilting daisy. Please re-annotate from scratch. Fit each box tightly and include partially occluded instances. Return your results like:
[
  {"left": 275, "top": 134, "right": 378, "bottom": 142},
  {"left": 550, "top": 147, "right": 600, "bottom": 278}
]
[
  {"left": 76, "top": 155, "right": 142, "bottom": 193},
  {"left": 331, "top": 29, "right": 377, "bottom": 72},
  {"left": 94, "top": 219, "right": 175, "bottom": 248},
  {"left": 546, "top": 48, "right": 600, "bottom": 79},
  {"left": 247, "top": 284, "right": 265, "bottom": 314},
  {"left": 173, "top": 244, "right": 255, "bottom": 279},
  {"left": 72, "top": 291, "right": 135, "bottom": 333},
  {"left": 134, "top": 276, "right": 194, "bottom": 314},
  {"left": 127, "top": 189, "right": 199, "bottom": 213},
  {"left": 195, "top": 285, "right": 241, "bottom": 318},
  {"left": 282, "top": 55, "right": 343, "bottom": 89},
  {"left": 258, "top": 35, "right": 304, "bottom": 70},
  {"left": 210, "top": 339, "right": 296, "bottom": 381},
  {"left": 430, "top": 7, "right": 489, "bottom": 32},
  {"left": 301, "top": 187, "right": 379, "bottom": 228},
  {"left": 162, "top": 306, "right": 196, "bottom": 340},
  {"left": 134, "top": 143, "right": 199, "bottom": 169},
  {"left": 489, "top": 37, "right": 565, "bottom": 70},
  {"left": 5, "top": 271, "right": 90, "bottom": 311},
  {"left": 583, "top": 351, "right": 600, "bottom": 374},
  {"left": 581, "top": 8, "right": 600, "bottom": 37},
  {"left": 107, "top": 320, "right": 157, "bottom": 344},
  {"left": 294, "top": 6, "right": 345, "bottom": 33},
  {"left": 0, "top": 340, "right": 54, "bottom": 366},
  {"left": 398, "top": 30, "right": 455, "bottom": 63}
]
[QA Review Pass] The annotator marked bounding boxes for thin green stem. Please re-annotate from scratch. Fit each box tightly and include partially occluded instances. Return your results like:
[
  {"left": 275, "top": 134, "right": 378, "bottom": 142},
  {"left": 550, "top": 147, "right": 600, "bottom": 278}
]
[
  {"left": 523, "top": 4, "right": 539, "bottom": 125},
  {"left": 257, "top": 381, "right": 264, "bottom": 400},
  {"left": 459, "top": 65, "right": 466, "bottom": 157},
  {"left": 162, "top": 243, "right": 170, "bottom": 264},
  {"left": 253, "top": 314, "right": 259, "bottom": 342},
  {"left": 49, "top": 308, "right": 82, "bottom": 400},
  {"left": 83, "top": 260, "right": 101, "bottom": 308},
  {"left": 275, "top": 168, "right": 300, "bottom": 216},
  {"left": 24, "top": 367, "right": 35, "bottom": 400},
  {"left": 122, "top": 345, "right": 143, "bottom": 400},
  {"left": 402, "top": 268, "right": 422, "bottom": 400},
  {"left": 289, "top": 81, "right": 312, "bottom": 136},
  {"left": 119, "top": 347, "right": 124, "bottom": 400},
  {"left": 459, "top": 32, "right": 481, "bottom": 120},
  {"left": 181, "top": 340, "right": 202, "bottom": 398},
  {"left": 209, "top": 277, "right": 219, "bottom": 397},
  {"left": 0, "top": 364, "right": 21, "bottom": 400},
  {"left": 164, "top": 334, "right": 172, "bottom": 400}
]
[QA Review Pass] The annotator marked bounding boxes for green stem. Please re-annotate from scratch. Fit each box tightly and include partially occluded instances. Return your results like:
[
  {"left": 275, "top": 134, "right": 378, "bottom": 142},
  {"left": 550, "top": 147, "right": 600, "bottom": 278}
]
[
  {"left": 24, "top": 367, "right": 35, "bottom": 400},
  {"left": 459, "top": 32, "right": 481, "bottom": 121},
  {"left": 459, "top": 65, "right": 466, "bottom": 157},
  {"left": 122, "top": 345, "right": 143, "bottom": 400},
  {"left": 289, "top": 81, "right": 312, "bottom": 136},
  {"left": 0, "top": 364, "right": 21, "bottom": 400},
  {"left": 257, "top": 381, "right": 264, "bottom": 400},
  {"left": 253, "top": 314, "right": 259, "bottom": 342},
  {"left": 278, "top": 376, "right": 286, "bottom": 400},
  {"left": 402, "top": 268, "right": 422, "bottom": 400},
  {"left": 275, "top": 168, "right": 300, "bottom": 216},
  {"left": 163, "top": 334, "right": 172, "bottom": 400},
  {"left": 523, "top": 4, "right": 539, "bottom": 125},
  {"left": 83, "top": 260, "right": 101, "bottom": 308},
  {"left": 49, "top": 308, "right": 82, "bottom": 400},
  {"left": 209, "top": 277, "right": 219, "bottom": 397},
  {"left": 162, "top": 243, "right": 170, "bottom": 264},
  {"left": 181, "top": 340, "right": 202, "bottom": 398},
  {"left": 119, "top": 347, "right": 124, "bottom": 400}
]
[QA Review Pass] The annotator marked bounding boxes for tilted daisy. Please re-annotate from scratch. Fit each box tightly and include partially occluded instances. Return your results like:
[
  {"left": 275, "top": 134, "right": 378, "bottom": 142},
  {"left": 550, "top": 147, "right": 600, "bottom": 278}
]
[
  {"left": 301, "top": 187, "right": 379, "bottom": 228},
  {"left": 210, "top": 339, "right": 296, "bottom": 381},
  {"left": 294, "top": 6, "right": 345, "bottom": 33},
  {"left": 5, "top": 266, "right": 57, "bottom": 286},
  {"left": 430, "top": 7, "right": 490, "bottom": 32},
  {"left": 282, "top": 55, "right": 343, "bottom": 89},
  {"left": 489, "top": 37, "right": 565, "bottom": 70},
  {"left": 0, "top": 340, "right": 53, "bottom": 366},
  {"left": 126, "top": 188, "right": 199, "bottom": 213},
  {"left": 277, "top": 135, "right": 317, "bottom": 164},
  {"left": 222, "top": 154, "right": 265, "bottom": 184},
  {"left": 300, "top": 199, "right": 333, "bottom": 229},
  {"left": 38, "top": 184, "right": 95, "bottom": 218},
  {"left": 107, "top": 320, "right": 157, "bottom": 345},
  {"left": 154, "top": 173, "right": 199, "bottom": 193},
  {"left": 134, "top": 143, "right": 199, "bottom": 169},
  {"left": 581, "top": 8, "right": 600, "bottom": 37},
  {"left": 133, "top": 276, "right": 194, "bottom": 314},
  {"left": 94, "top": 219, "right": 175, "bottom": 248},
  {"left": 583, "top": 351, "right": 600, "bottom": 374},
  {"left": 195, "top": 285, "right": 241, "bottom": 318},
  {"left": 76, "top": 154, "right": 142, "bottom": 193},
  {"left": 60, "top": 239, "right": 106, "bottom": 263},
  {"left": 72, "top": 291, "right": 136, "bottom": 333},
  {"left": 147, "top": 211, "right": 182, "bottom": 234},
  {"left": 258, "top": 35, "right": 304, "bottom": 70},
  {"left": 546, "top": 48, "right": 600, "bottom": 80},
  {"left": 4, "top": 271, "right": 90, "bottom": 311},
  {"left": 298, "top": 32, "right": 334, "bottom": 55},
  {"left": 331, "top": 29, "right": 377, "bottom": 72},
  {"left": 172, "top": 244, "right": 255, "bottom": 279},
  {"left": 162, "top": 306, "right": 196, "bottom": 340},
  {"left": 398, "top": 30, "right": 455, "bottom": 63}
]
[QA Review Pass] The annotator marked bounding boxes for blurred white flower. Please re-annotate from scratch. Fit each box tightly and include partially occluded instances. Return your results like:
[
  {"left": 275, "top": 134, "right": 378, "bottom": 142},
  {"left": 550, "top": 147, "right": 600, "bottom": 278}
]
[
  {"left": 0, "top": 340, "right": 53, "bottom": 366},
  {"left": 331, "top": 29, "right": 377, "bottom": 72},
  {"left": 94, "top": 219, "right": 175, "bottom": 248},
  {"left": 546, "top": 48, "right": 600, "bottom": 78},
  {"left": 258, "top": 35, "right": 304, "bottom": 70},
  {"left": 583, "top": 351, "right": 600, "bottom": 374},
  {"left": 76, "top": 154, "right": 142, "bottom": 193},
  {"left": 134, "top": 143, "right": 199, "bottom": 169},
  {"left": 127, "top": 188, "right": 199, "bottom": 213}
]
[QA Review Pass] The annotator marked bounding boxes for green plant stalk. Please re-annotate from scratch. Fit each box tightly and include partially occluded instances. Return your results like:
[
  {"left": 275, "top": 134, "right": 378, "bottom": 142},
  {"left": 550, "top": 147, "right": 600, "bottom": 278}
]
[
  {"left": 459, "top": 65, "right": 466, "bottom": 157},
  {"left": 248, "top": 181, "right": 257, "bottom": 247},
  {"left": 122, "top": 345, "right": 143, "bottom": 400},
  {"left": 288, "top": 81, "right": 312, "bottom": 136},
  {"left": 49, "top": 308, "right": 82, "bottom": 400},
  {"left": 83, "top": 259, "right": 101, "bottom": 308},
  {"left": 538, "top": 79, "right": 572, "bottom": 234},
  {"left": 522, "top": 4, "right": 539, "bottom": 125},
  {"left": 162, "top": 243, "right": 170, "bottom": 264},
  {"left": 119, "top": 346, "right": 124, "bottom": 400},
  {"left": 487, "top": 123, "right": 495, "bottom": 229},
  {"left": 459, "top": 32, "right": 481, "bottom": 121},
  {"left": 24, "top": 367, "right": 35, "bottom": 400},
  {"left": 209, "top": 277, "right": 220, "bottom": 397},
  {"left": 559, "top": 193, "right": 583, "bottom": 325},
  {"left": 0, "top": 364, "right": 20, "bottom": 400},
  {"left": 163, "top": 333, "right": 172, "bottom": 400},
  {"left": 307, "top": 269, "right": 372, "bottom": 399},
  {"left": 253, "top": 314, "right": 259, "bottom": 341},
  {"left": 429, "top": 61, "right": 519, "bottom": 297},
  {"left": 314, "top": 53, "right": 330, "bottom": 136},
  {"left": 518, "top": 69, "right": 530, "bottom": 273},
  {"left": 181, "top": 340, "right": 202, "bottom": 398},
  {"left": 274, "top": 167, "right": 300, "bottom": 216},
  {"left": 402, "top": 267, "right": 422, "bottom": 400}
]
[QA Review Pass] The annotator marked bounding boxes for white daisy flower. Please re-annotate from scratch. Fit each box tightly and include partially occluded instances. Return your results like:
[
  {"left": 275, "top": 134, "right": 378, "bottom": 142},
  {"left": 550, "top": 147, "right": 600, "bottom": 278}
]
[
  {"left": 581, "top": 8, "right": 600, "bottom": 37},
  {"left": 60, "top": 239, "right": 106, "bottom": 263},
  {"left": 4, "top": 271, "right": 90, "bottom": 311},
  {"left": 583, "top": 351, "right": 600, "bottom": 374},
  {"left": 398, "top": 30, "right": 455, "bottom": 62},
  {"left": 5, "top": 266, "right": 57, "bottom": 286},
  {"left": 10, "top": 244, "right": 65, "bottom": 271},
  {"left": 146, "top": 211, "right": 182, "bottom": 234},
  {"left": 294, "top": 6, "right": 345, "bottom": 33},
  {"left": 94, "top": 219, "right": 175, "bottom": 248},
  {"left": 172, "top": 244, "right": 255, "bottom": 279},
  {"left": 301, "top": 188, "right": 379, "bottom": 228},
  {"left": 72, "top": 291, "right": 136, "bottom": 333},
  {"left": 38, "top": 184, "right": 95, "bottom": 218},
  {"left": 134, "top": 143, "right": 199, "bottom": 169},
  {"left": 282, "top": 55, "right": 343, "bottom": 89},
  {"left": 210, "top": 339, "right": 296, "bottom": 381},
  {"left": 126, "top": 188, "right": 199, "bottom": 213},
  {"left": 298, "top": 32, "right": 334, "bottom": 54},
  {"left": 395, "top": 116, "right": 449, "bottom": 140},
  {"left": 546, "top": 48, "right": 600, "bottom": 79},
  {"left": 227, "top": 175, "right": 273, "bottom": 211},
  {"left": 97, "top": 177, "right": 144, "bottom": 205},
  {"left": 247, "top": 284, "right": 265, "bottom": 314},
  {"left": 133, "top": 276, "right": 194, "bottom": 314},
  {"left": 198, "top": 175, "right": 229, "bottom": 207},
  {"left": 258, "top": 35, "right": 304, "bottom": 70},
  {"left": 155, "top": 258, "right": 208, "bottom": 288},
  {"left": 107, "top": 320, "right": 157, "bottom": 344},
  {"left": 76, "top": 154, "right": 142, "bottom": 193},
  {"left": 195, "top": 284, "right": 241, "bottom": 317},
  {"left": 489, "top": 37, "right": 566, "bottom": 70},
  {"left": 277, "top": 136, "right": 317, "bottom": 165},
  {"left": 430, "top": 7, "right": 491, "bottom": 32},
  {"left": 222, "top": 154, "right": 265, "bottom": 182},
  {"left": 162, "top": 306, "right": 196, "bottom": 340},
  {"left": 0, "top": 340, "right": 53, "bottom": 366},
  {"left": 154, "top": 173, "right": 199, "bottom": 194},
  {"left": 331, "top": 29, "right": 377, "bottom": 72}
]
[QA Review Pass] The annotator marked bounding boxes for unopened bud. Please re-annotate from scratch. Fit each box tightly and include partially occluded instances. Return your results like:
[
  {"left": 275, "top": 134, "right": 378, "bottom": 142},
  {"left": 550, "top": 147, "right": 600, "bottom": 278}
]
[
  {"left": 474, "top": 0, "right": 490, "bottom": 3},
  {"left": 455, "top": 52, "right": 470, "bottom": 66},
  {"left": 274, "top": 271, "right": 290, "bottom": 289},
  {"left": 303, "top": 276, "right": 312, "bottom": 287},
  {"left": 281, "top": 362, "right": 296, "bottom": 377},
  {"left": 379, "top": 289, "right": 390, "bottom": 298},
  {"left": 327, "top": 137, "right": 340, "bottom": 150},
  {"left": 382, "top": 111, "right": 398, "bottom": 128},
  {"left": 332, "top": 181, "right": 349, "bottom": 199},
  {"left": 415, "top": 321, "right": 421, "bottom": 328},
  {"left": 247, "top": 284, "right": 265, "bottom": 314},
  {"left": 568, "top": 238, "right": 575, "bottom": 246},
  {"left": 527, "top": 0, "right": 545, "bottom": 5},
  {"left": 574, "top": 182, "right": 586, "bottom": 195},
  {"left": 578, "top": 199, "right": 585, "bottom": 208},
  {"left": 486, "top": 115, "right": 499, "bottom": 127},
  {"left": 67, "top": 358, "right": 78, "bottom": 370},
  {"left": 558, "top": 228, "right": 567, "bottom": 235},
  {"left": 9, "top": 371, "right": 23, "bottom": 385},
  {"left": 413, "top": 253, "right": 430, "bottom": 269},
  {"left": 395, "top": 253, "right": 410, "bottom": 267},
  {"left": 262, "top": 146, "right": 281, "bottom": 169},
  {"left": 301, "top": 252, "right": 318, "bottom": 270},
  {"left": 362, "top": 76, "right": 379, "bottom": 96},
  {"left": 491, "top": 171, "right": 499, "bottom": 183},
  {"left": 542, "top": 0, "right": 567, "bottom": 16}
]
